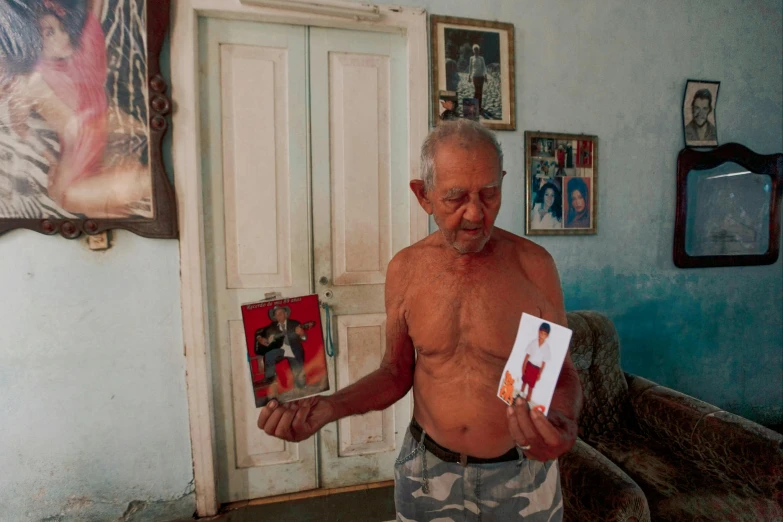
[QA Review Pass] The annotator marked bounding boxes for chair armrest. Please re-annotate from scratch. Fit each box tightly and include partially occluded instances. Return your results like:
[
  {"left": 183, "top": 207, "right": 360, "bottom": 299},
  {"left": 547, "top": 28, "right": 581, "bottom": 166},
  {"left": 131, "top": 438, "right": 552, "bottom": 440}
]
[
  {"left": 560, "top": 439, "right": 651, "bottom": 522},
  {"left": 624, "top": 372, "right": 783, "bottom": 497}
]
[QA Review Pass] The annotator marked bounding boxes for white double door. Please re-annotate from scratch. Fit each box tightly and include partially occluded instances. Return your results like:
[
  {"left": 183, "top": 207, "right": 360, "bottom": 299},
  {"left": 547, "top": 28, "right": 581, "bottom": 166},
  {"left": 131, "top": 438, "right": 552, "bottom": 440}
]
[{"left": 199, "top": 17, "right": 413, "bottom": 503}]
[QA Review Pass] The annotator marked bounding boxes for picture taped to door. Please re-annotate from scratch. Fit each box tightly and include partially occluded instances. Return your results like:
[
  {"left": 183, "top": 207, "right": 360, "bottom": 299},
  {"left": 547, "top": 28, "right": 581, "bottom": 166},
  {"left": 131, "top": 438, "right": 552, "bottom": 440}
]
[{"left": 241, "top": 294, "right": 330, "bottom": 407}]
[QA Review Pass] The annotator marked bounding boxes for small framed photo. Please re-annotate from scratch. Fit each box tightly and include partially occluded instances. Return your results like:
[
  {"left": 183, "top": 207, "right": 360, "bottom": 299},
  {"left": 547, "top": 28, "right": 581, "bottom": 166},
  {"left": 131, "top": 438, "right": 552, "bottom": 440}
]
[
  {"left": 683, "top": 79, "right": 720, "bottom": 148},
  {"left": 430, "top": 15, "right": 515, "bottom": 130},
  {"left": 525, "top": 131, "right": 598, "bottom": 235}
]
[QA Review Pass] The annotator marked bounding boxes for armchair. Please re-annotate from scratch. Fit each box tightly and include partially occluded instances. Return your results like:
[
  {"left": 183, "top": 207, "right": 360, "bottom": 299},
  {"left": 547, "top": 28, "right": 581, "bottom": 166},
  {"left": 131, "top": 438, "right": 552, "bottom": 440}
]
[{"left": 567, "top": 310, "right": 783, "bottom": 522}]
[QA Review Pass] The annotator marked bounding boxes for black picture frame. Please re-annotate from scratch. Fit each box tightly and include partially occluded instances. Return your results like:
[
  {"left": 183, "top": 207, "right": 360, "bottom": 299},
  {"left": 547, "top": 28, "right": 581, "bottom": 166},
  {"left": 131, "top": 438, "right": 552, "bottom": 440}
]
[{"left": 673, "top": 143, "right": 783, "bottom": 268}]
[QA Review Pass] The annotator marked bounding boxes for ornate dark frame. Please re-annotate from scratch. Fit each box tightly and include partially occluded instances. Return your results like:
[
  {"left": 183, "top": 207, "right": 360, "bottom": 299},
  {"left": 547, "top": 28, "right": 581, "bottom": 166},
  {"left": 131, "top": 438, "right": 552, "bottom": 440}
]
[
  {"left": 0, "top": 0, "right": 176, "bottom": 240},
  {"left": 673, "top": 143, "right": 783, "bottom": 268}
]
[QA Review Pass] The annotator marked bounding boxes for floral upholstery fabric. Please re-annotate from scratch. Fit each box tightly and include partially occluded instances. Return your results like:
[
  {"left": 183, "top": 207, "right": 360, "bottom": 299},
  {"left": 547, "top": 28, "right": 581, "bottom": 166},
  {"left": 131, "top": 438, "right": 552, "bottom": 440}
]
[
  {"left": 560, "top": 439, "right": 651, "bottom": 522},
  {"left": 564, "top": 310, "right": 783, "bottom": 522},
  {"left": 560, "top": 311, "right": 650, "bottom": 521}
]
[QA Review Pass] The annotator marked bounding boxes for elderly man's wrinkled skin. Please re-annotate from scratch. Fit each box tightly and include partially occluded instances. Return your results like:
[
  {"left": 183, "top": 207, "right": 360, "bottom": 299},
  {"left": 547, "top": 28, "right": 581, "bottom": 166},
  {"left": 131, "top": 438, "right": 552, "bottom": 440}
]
[{"left": 258, "top": 134, "right": 582, "bottom": 465}]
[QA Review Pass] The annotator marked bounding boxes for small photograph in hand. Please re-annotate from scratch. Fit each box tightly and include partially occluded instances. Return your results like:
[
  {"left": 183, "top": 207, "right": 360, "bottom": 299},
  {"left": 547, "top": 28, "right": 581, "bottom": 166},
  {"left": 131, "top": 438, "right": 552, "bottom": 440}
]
[
  {"left": 241, "top": 294, "right": 329, "bottom": 407},
  {"left": 497, "top": 313, "right": 572, "bottom": 415}
]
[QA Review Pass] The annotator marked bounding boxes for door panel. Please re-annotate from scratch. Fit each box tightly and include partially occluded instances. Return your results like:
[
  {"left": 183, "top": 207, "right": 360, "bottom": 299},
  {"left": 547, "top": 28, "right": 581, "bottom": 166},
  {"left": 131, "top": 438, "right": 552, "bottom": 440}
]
[
  {"left": 220, "top": 44, "right": 294, "bottom": 290},
  {"left": 328, "top": 51, "right": 391, "bottom": 286},
  {"left": 200, "top": 17, "right": 315, "bottom": 503},
  {"left": 309, "top": 26, "right": 411, "bottom": 488},
  {"left": 336, "top": 313, "right": 395, "bottom": 457}
]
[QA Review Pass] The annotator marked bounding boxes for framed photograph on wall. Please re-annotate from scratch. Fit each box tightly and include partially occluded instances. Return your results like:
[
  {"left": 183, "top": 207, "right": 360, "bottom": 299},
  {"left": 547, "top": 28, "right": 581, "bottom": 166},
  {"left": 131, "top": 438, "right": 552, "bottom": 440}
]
[
  {"left": 430, "top": 15, "right": 515, "bottom": 130},
  {"left": 0, "top": 0, "right": 176, "bottom": 239},
  {"left": 525, "top": 131, "right": 598, "bottom": 236},
  {"left": 682, "top": 79, "right": 720, "bottom": 148}
]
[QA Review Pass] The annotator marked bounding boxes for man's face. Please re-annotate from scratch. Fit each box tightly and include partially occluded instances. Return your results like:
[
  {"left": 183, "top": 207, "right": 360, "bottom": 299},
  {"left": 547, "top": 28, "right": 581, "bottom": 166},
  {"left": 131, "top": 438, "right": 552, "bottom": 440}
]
[
  {"left": 429, "top": 139, "right": 503, "bottom": 254},
  {"left": 692, "top": 98, "right": 711, "bottom": 127},
  {"left": 538, "top": 330, "right": 549, "bottom": 345},
  {"left": 441, "top": 100, "right": 456, "bottom": 111},
  {"left": 274, "top": 308, "right": 287, "bottom": 323}
]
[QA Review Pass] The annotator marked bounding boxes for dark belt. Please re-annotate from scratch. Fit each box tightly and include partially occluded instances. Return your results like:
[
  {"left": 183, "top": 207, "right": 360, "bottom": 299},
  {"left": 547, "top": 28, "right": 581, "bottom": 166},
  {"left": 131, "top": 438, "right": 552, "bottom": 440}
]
[{"left": 409, "top": 418, "right": 519, "bottom": 466}]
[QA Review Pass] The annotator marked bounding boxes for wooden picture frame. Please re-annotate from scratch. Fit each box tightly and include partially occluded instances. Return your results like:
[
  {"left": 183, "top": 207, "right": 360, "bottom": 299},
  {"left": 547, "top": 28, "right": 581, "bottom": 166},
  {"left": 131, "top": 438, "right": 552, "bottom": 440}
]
[
  {"left": 0, "top": 0, "right": 176, "bottom": 239},
  {"left": 525, "top": 131, "right": 598, "bottom": 236},
  {"left": 673, "top": 143, "right": 783, "bottom": 268},
  {"left": 430, "top": 15, "right": 515, "bottom": 130}
]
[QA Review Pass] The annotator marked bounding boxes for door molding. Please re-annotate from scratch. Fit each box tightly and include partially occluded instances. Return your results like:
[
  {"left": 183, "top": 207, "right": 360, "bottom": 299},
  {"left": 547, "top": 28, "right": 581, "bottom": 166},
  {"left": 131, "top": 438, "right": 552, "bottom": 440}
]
[{"left": 171, "top": 1, "right": 428, "bottom": 516}]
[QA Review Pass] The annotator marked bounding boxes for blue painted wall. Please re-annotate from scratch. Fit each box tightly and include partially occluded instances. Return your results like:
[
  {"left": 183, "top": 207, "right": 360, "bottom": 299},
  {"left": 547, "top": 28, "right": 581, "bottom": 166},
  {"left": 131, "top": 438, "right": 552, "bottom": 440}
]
[{"left": 399, "top": 0, "right": 783, "bottom": 424}]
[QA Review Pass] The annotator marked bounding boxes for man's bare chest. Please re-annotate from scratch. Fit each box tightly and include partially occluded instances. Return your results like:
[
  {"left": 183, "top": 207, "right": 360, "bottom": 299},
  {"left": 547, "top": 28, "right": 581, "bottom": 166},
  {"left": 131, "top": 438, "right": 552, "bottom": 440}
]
[{"left": 405, "top": 266, "right": 551, "bottom": 360}]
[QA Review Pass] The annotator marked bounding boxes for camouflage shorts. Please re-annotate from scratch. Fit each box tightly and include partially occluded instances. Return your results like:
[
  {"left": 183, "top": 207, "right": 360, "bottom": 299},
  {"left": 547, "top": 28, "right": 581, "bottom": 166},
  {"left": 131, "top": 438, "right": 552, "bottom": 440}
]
[{"left": 393, "top": 423, "right": 563, "bottom": 522}]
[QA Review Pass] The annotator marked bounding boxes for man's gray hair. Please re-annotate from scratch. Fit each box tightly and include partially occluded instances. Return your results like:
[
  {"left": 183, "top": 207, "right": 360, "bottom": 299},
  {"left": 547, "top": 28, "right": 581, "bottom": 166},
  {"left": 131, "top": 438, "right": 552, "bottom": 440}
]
[{"left": 420, "top": 119, "right": 504, "bottom": 193}]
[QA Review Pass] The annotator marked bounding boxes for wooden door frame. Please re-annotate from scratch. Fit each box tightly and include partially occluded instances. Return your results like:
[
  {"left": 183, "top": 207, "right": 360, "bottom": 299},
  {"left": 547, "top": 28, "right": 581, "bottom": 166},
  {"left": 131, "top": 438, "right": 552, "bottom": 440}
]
[{"left": 171, "top": 1, "right": 429, "bottom": 516}]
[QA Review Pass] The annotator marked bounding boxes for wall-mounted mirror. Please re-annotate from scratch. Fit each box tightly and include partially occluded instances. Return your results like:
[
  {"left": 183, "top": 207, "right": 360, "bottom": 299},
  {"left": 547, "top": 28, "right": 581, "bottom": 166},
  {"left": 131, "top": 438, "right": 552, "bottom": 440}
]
[{"left": 674, "top": 143, "right": 783, "bottom": 268}]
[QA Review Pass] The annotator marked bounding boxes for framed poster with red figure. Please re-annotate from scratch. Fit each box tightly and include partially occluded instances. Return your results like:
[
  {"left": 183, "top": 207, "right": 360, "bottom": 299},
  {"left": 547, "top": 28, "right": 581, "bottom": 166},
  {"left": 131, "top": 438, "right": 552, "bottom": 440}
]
[
  {"left": 0, "top": 0, "right": 177, "bottom": 239},
  {"left": 241, "top": 294, "right": 330, "bottom": 407}
]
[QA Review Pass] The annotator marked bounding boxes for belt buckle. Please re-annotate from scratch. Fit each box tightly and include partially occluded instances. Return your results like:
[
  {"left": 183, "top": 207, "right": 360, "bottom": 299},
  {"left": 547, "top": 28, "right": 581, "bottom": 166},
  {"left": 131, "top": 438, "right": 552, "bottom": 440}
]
[{"left": 459, "top": 453, "right": 468, "bottom": 467}]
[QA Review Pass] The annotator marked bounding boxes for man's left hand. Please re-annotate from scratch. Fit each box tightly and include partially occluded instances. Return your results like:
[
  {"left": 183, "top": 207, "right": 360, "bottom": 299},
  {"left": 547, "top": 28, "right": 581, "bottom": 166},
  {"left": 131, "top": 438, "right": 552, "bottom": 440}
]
[{"left": 506, "top": 397, "right": 577, "bottom": 461}]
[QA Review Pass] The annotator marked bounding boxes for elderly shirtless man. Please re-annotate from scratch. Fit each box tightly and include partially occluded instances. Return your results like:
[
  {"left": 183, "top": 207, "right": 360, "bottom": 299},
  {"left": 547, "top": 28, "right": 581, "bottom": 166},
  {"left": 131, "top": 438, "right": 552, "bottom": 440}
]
[{"left": 258, "top": 119, "right": 583, "bottom": 520}]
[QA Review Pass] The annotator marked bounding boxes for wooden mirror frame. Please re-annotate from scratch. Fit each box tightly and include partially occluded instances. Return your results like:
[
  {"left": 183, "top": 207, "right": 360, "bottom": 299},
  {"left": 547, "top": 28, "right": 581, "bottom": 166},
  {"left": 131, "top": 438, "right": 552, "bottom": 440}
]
[
  {"left": 0, "top": 0, "right": 176, "bottom": 240},
  {"left": 673, "top": 143, "right": 783, "bottom": 268}
]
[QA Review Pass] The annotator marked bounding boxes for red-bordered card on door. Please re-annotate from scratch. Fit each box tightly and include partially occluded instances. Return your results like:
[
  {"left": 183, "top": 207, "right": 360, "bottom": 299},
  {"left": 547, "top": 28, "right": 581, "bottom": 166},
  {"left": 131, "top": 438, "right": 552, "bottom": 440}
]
[{"left": 241, "top": 294, "right": 330, "bottom": 407}]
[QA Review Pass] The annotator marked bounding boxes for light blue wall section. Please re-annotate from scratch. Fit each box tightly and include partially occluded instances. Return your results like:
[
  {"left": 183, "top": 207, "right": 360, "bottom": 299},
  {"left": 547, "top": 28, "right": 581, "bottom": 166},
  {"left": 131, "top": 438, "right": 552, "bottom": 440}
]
[
  {"left": 397, "top": 0, "right": 783, "bottom": 424},
  {"left": 0, "top": 233, "right": 194, "bottom": 522}
]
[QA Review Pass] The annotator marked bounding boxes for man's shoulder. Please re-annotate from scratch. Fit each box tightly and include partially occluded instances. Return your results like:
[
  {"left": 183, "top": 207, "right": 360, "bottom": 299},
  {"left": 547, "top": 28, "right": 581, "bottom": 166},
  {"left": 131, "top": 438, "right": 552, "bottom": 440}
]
[
  {"left": 390, "top": 234, "right": 440, "bottom": 265},
  {"left": 495, "top": 228, "right": 555, "bottom": 264}
]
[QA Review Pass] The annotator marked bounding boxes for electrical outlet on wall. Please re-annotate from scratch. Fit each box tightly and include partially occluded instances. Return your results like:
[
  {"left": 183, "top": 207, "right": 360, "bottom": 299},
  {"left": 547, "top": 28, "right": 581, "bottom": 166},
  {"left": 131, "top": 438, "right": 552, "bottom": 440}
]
[{"left": 87, "top": 231, "right": 111, "bottom": 251}]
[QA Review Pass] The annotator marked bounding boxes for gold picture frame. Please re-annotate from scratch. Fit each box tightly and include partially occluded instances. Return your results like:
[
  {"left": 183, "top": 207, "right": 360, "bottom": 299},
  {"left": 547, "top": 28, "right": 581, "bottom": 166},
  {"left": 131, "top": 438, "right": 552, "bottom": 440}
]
[
  {"left": 525, "top": 131, "right": 598, "bottom": 236},
  {"left": 430, "top": 15, "right": 515, "bottom": 131}
]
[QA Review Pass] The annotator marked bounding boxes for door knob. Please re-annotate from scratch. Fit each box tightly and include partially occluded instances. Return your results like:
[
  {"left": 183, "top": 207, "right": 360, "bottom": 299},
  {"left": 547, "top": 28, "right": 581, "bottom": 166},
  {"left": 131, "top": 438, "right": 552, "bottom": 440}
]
[{"left": 319, "top": 276, "right": 329, "bottom": 285}]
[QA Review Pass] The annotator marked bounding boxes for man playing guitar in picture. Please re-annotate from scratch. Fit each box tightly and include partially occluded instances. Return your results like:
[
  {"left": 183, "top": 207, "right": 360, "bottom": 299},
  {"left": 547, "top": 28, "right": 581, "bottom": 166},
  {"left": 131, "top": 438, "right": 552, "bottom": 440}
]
[{"left": 254, "top": 305, "right": 315, "bottom": 387}]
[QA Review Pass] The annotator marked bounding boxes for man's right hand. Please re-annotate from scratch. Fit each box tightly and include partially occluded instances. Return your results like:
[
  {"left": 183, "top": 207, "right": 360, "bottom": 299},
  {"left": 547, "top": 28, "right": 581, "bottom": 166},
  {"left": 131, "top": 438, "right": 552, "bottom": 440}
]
[{"left": 257, "top": 396, "right": 335, "bottom": 442}]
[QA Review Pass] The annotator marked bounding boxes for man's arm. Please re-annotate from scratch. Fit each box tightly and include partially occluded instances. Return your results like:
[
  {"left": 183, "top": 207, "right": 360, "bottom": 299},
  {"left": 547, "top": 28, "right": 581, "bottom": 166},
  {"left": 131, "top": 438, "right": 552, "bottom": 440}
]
[
  {"left": 539, "top": 252, "right": 583, "bottom": 427},
  {"left": 325, "top": 254, "right": 415, "bottom": 420},
  {"left": 257, "top": 252, "right": 415, "bottom": 441},
  {"left": 507, "top": 246, "right": 583, "bottom": 461}
]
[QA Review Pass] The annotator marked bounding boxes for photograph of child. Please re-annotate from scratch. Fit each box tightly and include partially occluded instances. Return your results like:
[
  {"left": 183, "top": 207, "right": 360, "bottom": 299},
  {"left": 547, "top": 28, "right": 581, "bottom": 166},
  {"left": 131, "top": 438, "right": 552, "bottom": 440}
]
[{"left": 497, "top": 313, "right": 572, "bottom": 415}]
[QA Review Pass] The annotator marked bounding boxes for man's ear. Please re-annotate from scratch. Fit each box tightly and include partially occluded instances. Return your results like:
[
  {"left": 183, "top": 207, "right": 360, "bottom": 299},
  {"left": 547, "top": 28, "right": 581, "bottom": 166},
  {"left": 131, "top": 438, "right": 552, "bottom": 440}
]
[{"left": 410, "top": 180, "right": 434, "bottom": 215}]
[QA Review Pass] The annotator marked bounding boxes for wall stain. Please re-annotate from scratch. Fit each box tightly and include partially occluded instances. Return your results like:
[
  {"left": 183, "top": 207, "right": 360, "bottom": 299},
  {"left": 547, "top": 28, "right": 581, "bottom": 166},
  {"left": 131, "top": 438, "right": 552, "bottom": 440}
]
[{"left": 562, "top": 265, "right": 783, "bottom": 425}]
